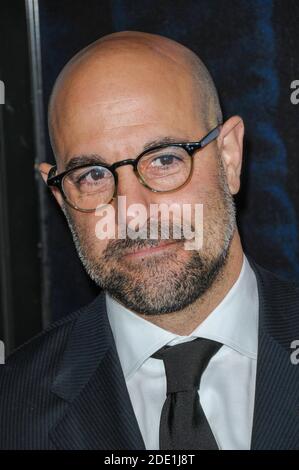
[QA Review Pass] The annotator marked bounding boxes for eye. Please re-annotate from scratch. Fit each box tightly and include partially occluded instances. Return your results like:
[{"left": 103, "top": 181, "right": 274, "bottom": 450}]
[
  {"left": 76, "top": 167, "right": 111, "bottom": 186},
  {"left": 150, "top": 154, "right": 182, "bottom": 168}
]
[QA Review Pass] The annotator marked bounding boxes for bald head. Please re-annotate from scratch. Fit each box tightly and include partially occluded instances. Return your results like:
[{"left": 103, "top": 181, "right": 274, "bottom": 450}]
[{"left": 48, "top": 31, "right": 222, "bottom": 161}]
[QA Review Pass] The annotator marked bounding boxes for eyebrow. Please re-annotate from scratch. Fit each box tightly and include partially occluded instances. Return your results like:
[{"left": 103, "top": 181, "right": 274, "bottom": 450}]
[
  {"left": 64, "top": 135, "right": 190, "bottom": 171},
  {"left": 65, "top": 155, "right": 108, "bottom": 171},
  {"left": 143, "top": 136, "right": 189, "bottom": 151}
]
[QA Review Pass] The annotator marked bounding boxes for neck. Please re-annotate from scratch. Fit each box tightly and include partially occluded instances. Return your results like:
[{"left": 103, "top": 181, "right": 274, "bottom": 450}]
[{"left": 137, "top": 231, "right": 244, "bottom": 335}]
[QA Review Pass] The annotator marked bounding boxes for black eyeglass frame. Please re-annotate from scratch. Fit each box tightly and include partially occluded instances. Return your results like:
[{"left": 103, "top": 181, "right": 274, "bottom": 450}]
[{"left": 47, "top": 125, "right": 221, "bottom": 212}]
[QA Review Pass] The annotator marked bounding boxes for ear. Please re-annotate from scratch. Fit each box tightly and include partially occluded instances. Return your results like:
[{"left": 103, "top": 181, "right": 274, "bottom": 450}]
[
  {"left": 39, "top": 162, "right": 64, "bottom": 208},
  {"left": 217, "top": 116, "right": 244, "bottom": 195}
]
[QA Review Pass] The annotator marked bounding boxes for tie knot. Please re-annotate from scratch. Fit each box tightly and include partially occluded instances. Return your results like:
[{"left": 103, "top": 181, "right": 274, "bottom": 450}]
[{"left": 152, "top": 338, "right": 222, "bottom": 394}]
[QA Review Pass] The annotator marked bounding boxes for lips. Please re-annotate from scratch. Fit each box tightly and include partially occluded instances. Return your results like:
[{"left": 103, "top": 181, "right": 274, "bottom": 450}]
[{"left": 123, "top": 240, "right": 180, "bottom": 258}]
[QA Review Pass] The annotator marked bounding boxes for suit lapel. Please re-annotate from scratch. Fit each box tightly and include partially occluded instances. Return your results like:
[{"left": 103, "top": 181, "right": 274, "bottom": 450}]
[
  {"left": 249, "top": 259, "right": 299, "bottom": 449},
  {"left": 49, "top": 291, "right": 145, "bottom": 450}
]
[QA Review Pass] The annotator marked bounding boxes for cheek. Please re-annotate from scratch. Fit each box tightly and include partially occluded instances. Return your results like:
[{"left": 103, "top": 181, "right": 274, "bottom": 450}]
[
  {"left": 71, "top": 211, "right": 110, "bottom": 254},
  {"left": 169, "top": 163, "right": 219, "bottom": 208},
  {"left": 192, "top": 157, "right": 220, "bottom": 190},
  {"left": 175, "top": 164, "right": 223, "bottom": 229}
]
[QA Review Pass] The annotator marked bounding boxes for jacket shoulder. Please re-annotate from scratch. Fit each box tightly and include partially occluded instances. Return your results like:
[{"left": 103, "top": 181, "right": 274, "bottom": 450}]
[
  {"left": 0, "top": 294, "right": 105, "bottom": 449},
  {"left": 2, "top": 305, "right": 85, "bottom": 372},
  {"left": 248, "top": 256, "right": 299, "bottom": 340},
  {"left": 247, "top": 254, "right": 299, "bottom": 290}
]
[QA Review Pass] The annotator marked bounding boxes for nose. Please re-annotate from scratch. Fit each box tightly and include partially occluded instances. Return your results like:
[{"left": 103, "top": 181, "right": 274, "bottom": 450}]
[{"left": 113, "top": 164, "right": 152, "bottom": 230}]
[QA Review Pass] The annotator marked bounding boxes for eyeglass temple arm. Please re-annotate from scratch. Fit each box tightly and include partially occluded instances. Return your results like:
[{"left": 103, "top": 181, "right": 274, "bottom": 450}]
[
  {"left": 200, "top": 125, "right": 221, "bottom": 148},
  {"left": 47, "top": 165, "right": 57, "bottom": 184}
]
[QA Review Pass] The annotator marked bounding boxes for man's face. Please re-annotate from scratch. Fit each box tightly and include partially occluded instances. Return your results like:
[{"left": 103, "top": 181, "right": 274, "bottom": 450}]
[{"left": 48, "top": 44, "right": 238, "bottom": 315}]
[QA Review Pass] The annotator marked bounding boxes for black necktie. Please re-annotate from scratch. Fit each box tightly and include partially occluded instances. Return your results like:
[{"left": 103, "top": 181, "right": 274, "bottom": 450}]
[{"left": 152, "top": 337, "right": 222, "bottom": 450}]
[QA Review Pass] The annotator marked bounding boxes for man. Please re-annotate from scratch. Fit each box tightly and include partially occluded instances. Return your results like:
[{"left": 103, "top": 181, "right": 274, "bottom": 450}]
[{"left": 0, "top": 31, "right": 298, "bottom": 450}]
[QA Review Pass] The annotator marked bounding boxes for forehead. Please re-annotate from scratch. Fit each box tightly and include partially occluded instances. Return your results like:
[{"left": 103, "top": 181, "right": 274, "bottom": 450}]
[{"left": 50, "top": 47, "right": 203, "bottom": 165}]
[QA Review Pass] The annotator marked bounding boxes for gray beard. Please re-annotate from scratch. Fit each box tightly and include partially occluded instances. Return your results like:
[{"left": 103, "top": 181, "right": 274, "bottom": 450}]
[{"left": 63, "top": 161, "right": 236, "bottom": 315}]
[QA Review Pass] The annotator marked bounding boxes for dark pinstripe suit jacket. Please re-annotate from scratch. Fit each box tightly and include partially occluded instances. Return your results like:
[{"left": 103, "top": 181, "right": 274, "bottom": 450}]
[{"left": 0, "top": 258, "right": 299, "bottom": 450}]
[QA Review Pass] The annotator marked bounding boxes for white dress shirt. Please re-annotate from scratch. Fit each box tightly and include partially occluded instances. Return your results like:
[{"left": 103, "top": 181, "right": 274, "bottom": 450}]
[{"left": 106, "top": 254, "right": 259, "bottom": 450}]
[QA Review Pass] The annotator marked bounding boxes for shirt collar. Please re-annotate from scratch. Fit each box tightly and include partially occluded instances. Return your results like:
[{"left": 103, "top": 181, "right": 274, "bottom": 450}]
[{"left": 106, "top": 253, "right": 259, "bottom": 380}]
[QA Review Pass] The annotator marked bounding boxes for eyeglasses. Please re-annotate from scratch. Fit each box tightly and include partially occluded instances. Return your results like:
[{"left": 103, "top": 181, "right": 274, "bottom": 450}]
[{"left": 47, "top": 125, "right": 221, "bottom": 212}]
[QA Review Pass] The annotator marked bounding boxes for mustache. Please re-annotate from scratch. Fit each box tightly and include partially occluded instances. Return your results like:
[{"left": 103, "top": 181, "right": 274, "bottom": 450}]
[{"left": 102, "top": 219, "right": 195, "bottom": 259}]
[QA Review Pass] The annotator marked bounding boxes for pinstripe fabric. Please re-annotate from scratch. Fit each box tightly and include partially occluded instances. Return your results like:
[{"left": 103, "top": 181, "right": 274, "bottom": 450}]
[
  {"left": 0, "top": 294, "right": 145, "bottom": 449},
  {"left": 249, "top": 258, "right": 299, "bottom": 450},
  {"left": 0, "top": 258, "right": 298, "bottom": 449}
]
